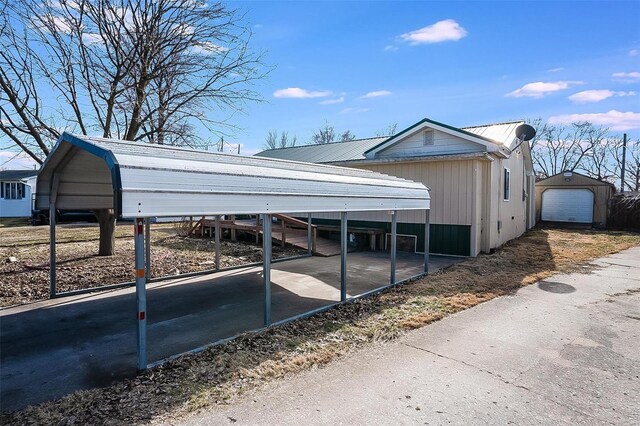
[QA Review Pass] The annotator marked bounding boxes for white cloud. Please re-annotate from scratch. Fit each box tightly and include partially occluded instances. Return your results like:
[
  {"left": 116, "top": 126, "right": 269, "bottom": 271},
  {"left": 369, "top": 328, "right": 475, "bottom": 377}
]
[
  {"left": 0, "top": 151, "right": 38, "bottom": 170},
  {"left": 273, "top": 88, "right": 332, "bottom": 99},
  {"left": 82, "top": 32, "right": 102, "bottom": 45},
  {"left": 254, "top": 24, "right": 263, "bottom": 29},
  {"left": 547, "top": 67, "right": 564, "bottom": 73},
  {"left": 40, "top": 15, "right": 72, "bottom": 33},
  {"left": 190, "top": 41, "right": 229, "bottom": 55},
  {"left": 549, "top": 110, "right": 640, "bottom": 131},
  {"left": 319, "top": 96, "right": 345, "bottom": 105},
  {"left": 384, "top": 45, "right": 398, "bottom": 52},
  {"left": 361, "top": 90, "right": 392, "bottom": 99},
  {"left": 399, "top": 19, "right": 467, "bottom": 45},
  {"left": 569, "top": 89, "right": 636, "bottom": 103},
  {"left": 506, "top": 81, "right": 583, "bottom": 98},
  {"left": 340, "top": 107, "right": 369, "bottom": 114},
  {"left": 612, "top": 71, "right": 640, "bottom": 82},
  {"left": 629, "top": 49, "right": 638, "bottom": 57}
]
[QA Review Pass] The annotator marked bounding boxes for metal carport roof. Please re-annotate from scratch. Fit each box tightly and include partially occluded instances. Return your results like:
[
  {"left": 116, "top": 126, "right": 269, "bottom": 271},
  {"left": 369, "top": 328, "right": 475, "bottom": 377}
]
[
  {"left": 36, "top": 132, "right": 433, "bottom": 371},
  {"left": 36, "top": 133, "right": 430, "bottom": 217}
]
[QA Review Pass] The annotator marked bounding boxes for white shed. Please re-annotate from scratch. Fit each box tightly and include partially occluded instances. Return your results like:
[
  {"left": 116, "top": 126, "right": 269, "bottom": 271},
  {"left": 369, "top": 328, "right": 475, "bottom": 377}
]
[{"left": 0, "top": 170, "right": 38, "bottom": 218}]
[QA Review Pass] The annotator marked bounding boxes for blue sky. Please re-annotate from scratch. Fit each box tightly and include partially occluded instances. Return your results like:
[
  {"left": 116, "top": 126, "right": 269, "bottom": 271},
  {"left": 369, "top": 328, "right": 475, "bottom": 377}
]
[
  {"left": 228, "top": 0, "right": 640, "bottom": 155},
  {"left": 2, "top": 0, "right": 639, "bottom": 166}
]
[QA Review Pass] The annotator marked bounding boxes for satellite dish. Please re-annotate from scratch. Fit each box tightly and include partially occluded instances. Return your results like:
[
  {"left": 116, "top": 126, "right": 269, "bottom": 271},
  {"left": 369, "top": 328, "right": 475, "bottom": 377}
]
[{"left": 515, "top": 124, "right": 536, "bottom": 141}]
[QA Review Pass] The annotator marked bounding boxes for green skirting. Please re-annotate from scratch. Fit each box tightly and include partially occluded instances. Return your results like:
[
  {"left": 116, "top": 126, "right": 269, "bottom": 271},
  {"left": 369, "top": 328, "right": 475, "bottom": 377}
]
[{"left": 309, "top": 218, "right": 471, "bottom": 257}]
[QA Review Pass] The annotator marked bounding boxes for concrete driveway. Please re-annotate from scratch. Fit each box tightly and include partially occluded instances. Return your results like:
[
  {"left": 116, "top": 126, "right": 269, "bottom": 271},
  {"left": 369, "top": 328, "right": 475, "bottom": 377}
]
[
  {"left": 0, "top": 251, "right": 459, "bottom": 412},
  {"left": 183, "top": 246, "right": 640, "bottom": 425}
]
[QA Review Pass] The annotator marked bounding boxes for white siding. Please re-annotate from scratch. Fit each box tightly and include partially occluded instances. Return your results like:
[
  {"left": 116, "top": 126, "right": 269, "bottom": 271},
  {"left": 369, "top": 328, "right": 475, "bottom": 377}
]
[
  {"left": 0, "top": 183, "right": 34, "bottom": 218},
  {"left": 376, "top": 129, "right": 485, "bottom": 159},
  {"left": 489, "top": 149, "right": 528, "bottom": 248},
  {"left": 310, "top": 160, "right": 476, "bottom": 226}
]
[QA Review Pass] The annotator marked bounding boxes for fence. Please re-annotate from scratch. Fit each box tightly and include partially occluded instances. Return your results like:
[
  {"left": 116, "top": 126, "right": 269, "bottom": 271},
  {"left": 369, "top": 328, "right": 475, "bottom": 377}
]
[{"left": 608, "top": 193, "right": 640, "bottom": 229}]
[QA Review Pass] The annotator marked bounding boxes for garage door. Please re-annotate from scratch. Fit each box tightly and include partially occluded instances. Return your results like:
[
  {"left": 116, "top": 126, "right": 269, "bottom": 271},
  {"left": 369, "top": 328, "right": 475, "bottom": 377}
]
[{"left": 541, "top": 189, "right": 594, "bottom": 223}]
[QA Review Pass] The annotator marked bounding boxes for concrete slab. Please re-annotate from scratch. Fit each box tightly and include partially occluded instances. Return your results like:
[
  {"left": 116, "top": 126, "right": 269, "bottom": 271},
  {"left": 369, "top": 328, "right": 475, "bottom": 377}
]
[
  {"left": 182, "top": 246, "right": 640, "bottom": 426},
  {"left": 0, "top": 251, "right": 460, "bottom": 412}
]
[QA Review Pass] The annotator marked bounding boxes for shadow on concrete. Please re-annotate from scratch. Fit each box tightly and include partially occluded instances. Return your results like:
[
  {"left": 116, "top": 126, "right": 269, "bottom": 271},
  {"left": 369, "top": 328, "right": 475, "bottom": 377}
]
[{"left": 538, "top": 281, "right": 577, "bottom": 294}]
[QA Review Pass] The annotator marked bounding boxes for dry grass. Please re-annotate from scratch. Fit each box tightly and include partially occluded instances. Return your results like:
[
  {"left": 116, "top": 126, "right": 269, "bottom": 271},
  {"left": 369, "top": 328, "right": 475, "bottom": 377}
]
[
  {"left": 2, "top": 226, "right": 639, "bottom": 425},
  {"left": 0, "top": 223, "right": 304, "bottom": 306}
]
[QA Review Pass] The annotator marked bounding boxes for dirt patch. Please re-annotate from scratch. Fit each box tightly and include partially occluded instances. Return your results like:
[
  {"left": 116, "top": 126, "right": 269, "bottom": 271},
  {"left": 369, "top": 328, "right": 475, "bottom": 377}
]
[
  {"left": 2, "top": 226, "right": 639, "bottom": 425},
  {"left": 0, "top": 223, "right": 304, "bottom": 307}
]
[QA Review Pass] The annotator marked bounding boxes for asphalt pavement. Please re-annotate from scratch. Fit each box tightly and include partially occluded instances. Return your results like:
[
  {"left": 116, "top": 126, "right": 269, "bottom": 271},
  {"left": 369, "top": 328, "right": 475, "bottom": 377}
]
[
  {"left": 1, "top": 251, "right": 459, "bottom": 412},
  {"left": 182, "top": 246, "right": 640, "bottom": 426}
]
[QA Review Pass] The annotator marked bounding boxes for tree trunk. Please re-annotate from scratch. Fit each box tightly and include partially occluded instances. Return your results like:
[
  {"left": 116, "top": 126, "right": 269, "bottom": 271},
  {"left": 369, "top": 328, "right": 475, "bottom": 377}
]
[{"left": 95, "top": 209, "right": 116, "bottom": 256}]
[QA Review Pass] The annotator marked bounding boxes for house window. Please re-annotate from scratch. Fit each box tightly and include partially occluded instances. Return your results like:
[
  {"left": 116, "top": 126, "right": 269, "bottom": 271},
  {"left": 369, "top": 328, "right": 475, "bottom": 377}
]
[
  {"left": 503, "top": 168, "right": 510, "bottom": 201},
  {"left": 1, "top": 182, "right": 25, "bottom": 200},
  {"left": 423, "top": 130, "right": 434, "bottom": 146}
]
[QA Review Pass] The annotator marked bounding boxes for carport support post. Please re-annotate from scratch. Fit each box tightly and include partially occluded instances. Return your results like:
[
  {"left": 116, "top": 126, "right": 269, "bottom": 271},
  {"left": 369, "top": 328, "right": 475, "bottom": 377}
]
[
  {"left": 134, "top": 218, "right": 147, "bottom": 370},
  {"left": 424, "top": 209, "right": 430, "bottom": 274},
  {"left": 340, "top": 211, "right": 347, "bottom": 302},
  {"left": 144, "top": 218, "right": 151, "bottom": 282},
  {"left": 49, "top": 173, "right": 60, "bottom": 298},
  {"left": 390, "top": 210, "right": 397, "bottom": 284},
  {"left": 215, "top": 215, "right": 221, "bottom": 270},
  {"left": 307, "top": 213, "right": 313, "bottom": 255},
  {"left": 262, "top": 214, "right": 272, "bottom": 326},
  {"left": 49, "top": 207, "right": 57, "bottom": 298}
]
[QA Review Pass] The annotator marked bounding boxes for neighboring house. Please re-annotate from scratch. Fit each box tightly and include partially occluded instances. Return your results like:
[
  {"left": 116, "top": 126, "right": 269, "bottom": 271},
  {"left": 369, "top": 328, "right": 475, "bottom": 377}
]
[
  {"left": 0, "top": 169, "right": 38, "bottom": 218},
  {"left": 257, "top": 118, "right": 536, "bottom": 256},
  {"left": 536, "top": 171, "right": 615, "bottom": 227}
]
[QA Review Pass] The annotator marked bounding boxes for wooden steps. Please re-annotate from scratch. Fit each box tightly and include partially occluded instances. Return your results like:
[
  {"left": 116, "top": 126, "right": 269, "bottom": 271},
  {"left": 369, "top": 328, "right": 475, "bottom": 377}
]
[{"left": 188, "top": 215, "right": 342, "bottom": 257}]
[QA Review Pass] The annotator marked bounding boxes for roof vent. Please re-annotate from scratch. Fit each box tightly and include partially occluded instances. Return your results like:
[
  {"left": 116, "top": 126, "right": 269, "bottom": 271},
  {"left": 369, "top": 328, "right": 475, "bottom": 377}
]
[{"left": 423, "top": 130, "right": 434, "bottom": 146}]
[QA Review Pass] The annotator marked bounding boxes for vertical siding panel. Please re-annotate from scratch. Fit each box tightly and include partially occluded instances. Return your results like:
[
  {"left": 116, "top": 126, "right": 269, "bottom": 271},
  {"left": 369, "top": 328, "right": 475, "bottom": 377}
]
[
  {"left": 462, "top": 161, "right": 470, "bottom": 224},
  {"left": 460, "top": 161, "right": 467, "bottom": 223},
  {"left": 434, "top": 162, "right": 442, "bottom": 224},
  {"left": 440, "top": 162, "right": 449, "bottom": 224},
  {"left": 449, "top": 162, "right": 459, "bottom": 224}
]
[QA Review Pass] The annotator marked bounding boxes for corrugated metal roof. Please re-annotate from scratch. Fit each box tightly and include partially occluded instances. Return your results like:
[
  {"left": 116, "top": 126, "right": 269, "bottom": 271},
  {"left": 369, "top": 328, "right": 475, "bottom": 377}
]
[
  {"left": 36, "top": 133, "right": 430, "bottom": 218},
  {"left": 256, "top": 137, "right": 386, "bottom": 163},
  {"left": 0, "top": 170, "right": 38, "bottom": 181},
  {"left": 462, "top": 121, "right": 523, "bottom": 149},
  {"left": 256, "top": 120, "right": 524, "bottom": 163}
]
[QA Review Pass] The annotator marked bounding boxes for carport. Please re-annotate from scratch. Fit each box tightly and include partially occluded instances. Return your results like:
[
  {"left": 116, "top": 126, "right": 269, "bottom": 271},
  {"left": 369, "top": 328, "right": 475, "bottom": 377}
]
[{"left": 36, "top": 133, "right": 431, "bottom": 370}]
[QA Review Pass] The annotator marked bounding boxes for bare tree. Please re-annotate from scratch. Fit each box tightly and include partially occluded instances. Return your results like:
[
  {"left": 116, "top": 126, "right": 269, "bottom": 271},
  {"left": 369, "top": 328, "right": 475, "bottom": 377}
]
[
  {"left": 528, "top": 119, "right": 598, "bottom": 179},
  {"left": 581, "top": 126, "right": 612, "bottom": 181},
  {"left": 340, "top": 130, "right": 356, "bottom": 142},
  {"left": 375, "top": 122, "right": 398, "bottom": 137},
  {"left": 625, "top": 140, "right": 640, "bottom": 191},
  {"left": 311, "top": 121, "right": 336, "bottom": 145},
  {"left": 0, "top": 0, "right": 267, "bottom": 255},
  {"left": 263, "top": 130, "right": 296, "bottom": 149},
  {"left": 528, "top": 118, "right": 639, "bottom": 191},
  {"left": 609, "top": 136, "right": 640, "bottom": 191},
  {"left": 264, "top": 130, "right": 278, "bottom": 149},
  {"left": 279, "top": 131, "right": 296, "bottom": 148}
]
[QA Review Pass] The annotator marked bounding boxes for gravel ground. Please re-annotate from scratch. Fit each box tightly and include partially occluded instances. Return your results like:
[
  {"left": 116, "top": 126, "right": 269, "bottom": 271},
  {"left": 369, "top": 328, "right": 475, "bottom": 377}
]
[{"left": 0, "top": 223, "right": 304, "bottom": 307}]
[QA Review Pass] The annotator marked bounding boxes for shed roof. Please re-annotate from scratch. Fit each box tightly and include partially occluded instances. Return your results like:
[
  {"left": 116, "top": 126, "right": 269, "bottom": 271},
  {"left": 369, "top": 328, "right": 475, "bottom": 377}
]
[
  {"left": 0, "top": 169, "right": 38, "bottom": 181},
  {"left": 536, "top": 171, "right": 616, "bottom": 187},
  {"left": 36, "top": 133, "right": 430, "bottom": 218}
]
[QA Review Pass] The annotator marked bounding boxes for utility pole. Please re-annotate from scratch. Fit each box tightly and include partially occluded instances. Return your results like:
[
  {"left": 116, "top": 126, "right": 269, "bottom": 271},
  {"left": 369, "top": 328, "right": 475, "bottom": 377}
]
[{"left": 620, "top": 133, "right": 627, "bottom": 192}]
